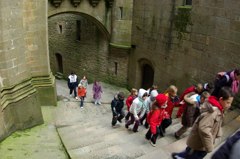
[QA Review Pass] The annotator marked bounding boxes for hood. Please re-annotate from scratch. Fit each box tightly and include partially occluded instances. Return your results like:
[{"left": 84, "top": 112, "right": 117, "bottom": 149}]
[
  {"left": 208, "top": 96, "right": 223, "bottom": 113},
  {"left": 138, "top": 88, "right": 147, "bottom": 99}
]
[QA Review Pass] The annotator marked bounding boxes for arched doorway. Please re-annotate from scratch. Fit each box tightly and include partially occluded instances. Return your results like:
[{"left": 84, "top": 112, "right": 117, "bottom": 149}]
[
  {"left": 141, "top": 64, "right": 154, "bottom": 89},
  {"left": 55, "top": 53, "right": 63, "bottom": 73}
]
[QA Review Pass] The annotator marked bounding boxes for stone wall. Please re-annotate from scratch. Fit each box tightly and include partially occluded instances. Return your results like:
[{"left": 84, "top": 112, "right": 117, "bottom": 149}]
[
  {"left": 49, "top": 13, "right": 109, "bottom": 83},
  {"left": 49, "top": 10, "right": 130, "bottom": 87},
  {"left": 129, "top": 0, "right": 240, "bottom": 92},
  {"left": 0, "top": 0, "right": 56, "bottom": 141}
]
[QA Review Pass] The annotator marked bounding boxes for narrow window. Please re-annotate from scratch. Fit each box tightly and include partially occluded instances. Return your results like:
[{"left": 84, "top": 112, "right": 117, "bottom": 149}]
[
  {"left": 119, "top": 7, "right": 123, "bottom": 19},
  {"left": 185, "top": 0, "right": 192, "bottom": 5},
  {"left": 114, "top": 62, "right": 118, "bottom": 75},
  {"left": 76, "top": 20, "right": 81, "bottom": 41},
  {"left": 59, "top": 25, "right": 62, "bottom": 34}
]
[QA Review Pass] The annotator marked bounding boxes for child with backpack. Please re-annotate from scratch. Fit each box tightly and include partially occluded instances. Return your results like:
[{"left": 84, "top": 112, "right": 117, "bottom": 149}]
[
  {"left": 172, "top": 87, "right": 234, "bottom": 159},
  {"left": 174, "top": 91, "right": 210, "bottom": 139}
]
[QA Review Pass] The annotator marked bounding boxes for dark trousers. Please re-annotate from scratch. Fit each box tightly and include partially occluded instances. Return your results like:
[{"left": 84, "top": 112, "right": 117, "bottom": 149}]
[
  {"left": 69, "top": 87, "right": 77, "bottom": 97},
  {"left": 125, "top": 111, "right": 131, "bottom": 121},
  {"left": 125, "top": 113, "right": 140, "bottom": 132},
  {"left": 80, "top": 96, "right": 85, "bottom": 107},
  {"left": 145, "top": 126, "right": 159, "bottom": 144},
  {"left": 140, "top": 113, "right": 149, "bottom": 128},
  {"left": 161, "top": 118, "right": 172, "bottom": 132},
  {"left": 112, "top": 110, "right": 125, "bottom": 126},
  {"left": 176, "top": 146, "right": 207, "bottom": 159}
]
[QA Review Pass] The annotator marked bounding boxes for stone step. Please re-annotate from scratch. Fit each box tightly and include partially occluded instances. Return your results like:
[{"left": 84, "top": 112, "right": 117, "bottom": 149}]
[
  {"left": 67, "top": 122, "right": 183, "bottom": 159},
  {"left": 137, "top": 115, "right": 240, "bottom": 159}
]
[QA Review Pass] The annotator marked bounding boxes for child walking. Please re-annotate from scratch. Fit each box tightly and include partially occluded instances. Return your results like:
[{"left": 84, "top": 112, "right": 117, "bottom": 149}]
[
  {"left": 111, "top": 92, "right": 125, "bottom": 126},
  {"left": 174, "top": 91, "right": 210, "bottom": 139},
  {"left": 145, "top": 94, "right": 169, "bottom": 147},
  {"left": 159, "top": 85, "right": 179, "bottom": 136},
  {"left": 125, "top": 88, "right": 148, "bottom": 132},
  {"left": 92, "top": 80, "right": 103, "bottom": 105},
  {"left": 78, "top": 84, "right": 87, "bottom": 108},
  {"left": 172, "top": 87, "right": 234, "bottom": 159},
  {"left": 125, "top": 88, "right": 138, "bottom": 121},
  {"left": 140, "top": 90, "right": 158, "bottom": 128}
]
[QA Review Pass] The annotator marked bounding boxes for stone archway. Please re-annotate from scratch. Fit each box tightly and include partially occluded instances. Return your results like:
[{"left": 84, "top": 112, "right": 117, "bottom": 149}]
[
  {"left": 141, "top": 64, "right": 154, "bottom": 89},
  {"left": 138, "top": 59, "right": 154, "bottom": 89}
]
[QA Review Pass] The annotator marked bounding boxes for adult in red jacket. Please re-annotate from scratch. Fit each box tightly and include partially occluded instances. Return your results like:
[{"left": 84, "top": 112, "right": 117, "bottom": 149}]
[
  {"left": 176, "top": 84, "right": 203, "bottom": 118},
  {"left": 145, "top": 94, "right": 169, "bottom": 147}
]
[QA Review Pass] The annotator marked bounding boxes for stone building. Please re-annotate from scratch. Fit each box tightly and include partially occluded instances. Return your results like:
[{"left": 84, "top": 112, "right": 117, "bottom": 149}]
[
  {"left": 49, "top": 0, "right": 240, "bottom": 91},
  {"left": 0, "top": 1, "right": 56, "bottom": 141},
  {"left": 1, "top": 0, "right": 240, "bottom": 140}
]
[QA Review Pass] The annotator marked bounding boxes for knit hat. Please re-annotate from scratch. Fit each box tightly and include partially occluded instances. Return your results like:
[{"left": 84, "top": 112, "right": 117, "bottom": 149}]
[
  {"left": 156, "top": 94, "right": 168, "bottom": 107},
  {"left": 150, "top": 90, "right": 158, "bottom": 98}
]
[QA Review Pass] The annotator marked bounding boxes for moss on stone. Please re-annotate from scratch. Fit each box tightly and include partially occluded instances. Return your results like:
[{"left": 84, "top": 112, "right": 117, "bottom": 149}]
[{"left": 174, "top": 5, "right": 192, "bottom": 41}]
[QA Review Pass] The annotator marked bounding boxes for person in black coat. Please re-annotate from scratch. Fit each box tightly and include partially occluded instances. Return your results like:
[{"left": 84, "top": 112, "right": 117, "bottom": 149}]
[
  {"left": 111, "top": 92, "right": 125, "bottom": 126},
  {"left": 212, "top": 69, "right": 240, "bottom": 97}
]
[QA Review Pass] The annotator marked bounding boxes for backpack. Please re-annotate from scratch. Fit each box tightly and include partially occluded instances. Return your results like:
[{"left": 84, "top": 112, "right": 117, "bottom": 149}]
[{"left": 214, "top": 72, "right": 230, "bottom": 86}]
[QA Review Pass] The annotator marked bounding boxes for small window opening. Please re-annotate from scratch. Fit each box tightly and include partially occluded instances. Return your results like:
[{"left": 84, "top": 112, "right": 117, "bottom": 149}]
[
  {"left": 76, "top": 20, "right": 81, "bottom": 41},
  {"left": 59, "top": 25, "right": 62, "bottom": 34},
  {"left": 114, "top": 62, "right": 118, "bottom": 75},
  {"left": 119, "top": 7, "right": 123, "bottom": 19}
]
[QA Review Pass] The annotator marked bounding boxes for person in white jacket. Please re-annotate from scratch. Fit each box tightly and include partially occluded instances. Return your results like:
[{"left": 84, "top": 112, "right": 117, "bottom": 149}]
[
  {"left": 125, "top": 88, "right": 148, "bottom": 132},
  {"left": 140, "top": 90, "right": 158, "bottom": 128}
]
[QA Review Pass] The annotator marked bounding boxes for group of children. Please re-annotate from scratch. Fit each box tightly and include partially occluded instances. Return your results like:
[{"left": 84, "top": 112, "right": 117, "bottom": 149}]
[
  {"left": 110, "top": 68, "right": 240, "bottom": 159},
  {"left": 68, "top": 74, "right": 103, "bottom": 108}
]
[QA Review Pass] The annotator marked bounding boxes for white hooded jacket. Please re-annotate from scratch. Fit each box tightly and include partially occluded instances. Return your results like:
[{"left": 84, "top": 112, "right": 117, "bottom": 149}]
[{"left": 129, "top": 88, "right": 147, "bottom": 120}]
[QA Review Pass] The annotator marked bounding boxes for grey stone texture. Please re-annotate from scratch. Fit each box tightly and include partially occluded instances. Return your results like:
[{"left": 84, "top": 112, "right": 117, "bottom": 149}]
[
  {"left": 48, "top": 0, "right": 133, "bottom": 86},
  {"left": 0, "top": 0, "right": 56, "bottom": 141},
  {"left": 129, "top": 0, "right": 240, "bottom": 91}
]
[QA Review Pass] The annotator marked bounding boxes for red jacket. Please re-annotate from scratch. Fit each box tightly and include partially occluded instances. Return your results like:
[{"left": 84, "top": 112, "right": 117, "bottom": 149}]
[
  {"left": 78, "top": 87, "right": 86, "bottom": 97},
  {"left": 165, "top": 94, "right": 179, "bottom": 117},
  {"left": 176, "top": 86, "right": 196, "bottom": 118},
  {"left": 147, "top": 108, "right": 169, "bottom": 134},
  {"left": 126, "top": 95, "right": 136, "bottom": 111}
]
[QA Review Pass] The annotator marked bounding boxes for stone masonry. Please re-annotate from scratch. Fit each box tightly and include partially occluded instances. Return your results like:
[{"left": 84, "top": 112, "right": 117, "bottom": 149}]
[
  {"left": 129, "top": 0, "right": 240, "bottom": 91},
  {"left": 0, "top": 0, "right": 56, "bottom": 141}
]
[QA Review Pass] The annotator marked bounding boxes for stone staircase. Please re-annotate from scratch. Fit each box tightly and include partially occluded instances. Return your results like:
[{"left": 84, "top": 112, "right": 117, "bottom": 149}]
[
  {"left": 55, "top": 72, "right": 64, "bottom": 80},
  {"left": 55, "top": 99, "right": 240, "bottom": 159}
]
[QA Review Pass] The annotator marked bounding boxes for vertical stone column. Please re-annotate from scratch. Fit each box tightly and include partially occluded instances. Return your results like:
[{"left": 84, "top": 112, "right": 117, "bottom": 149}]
[
  {"left": 23, "top": 0, "right": 57, "bottom": 106},
  {"left": 0, "top": 0, "right": 56, "bottom": 141}
]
